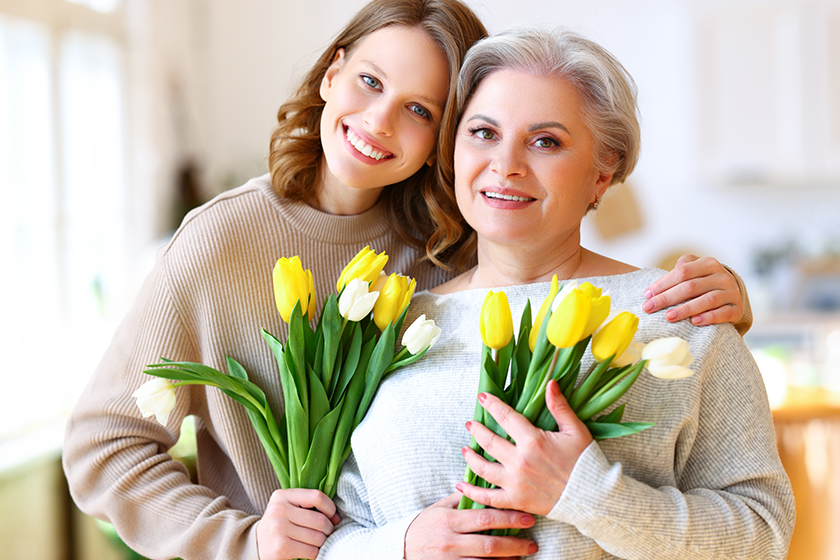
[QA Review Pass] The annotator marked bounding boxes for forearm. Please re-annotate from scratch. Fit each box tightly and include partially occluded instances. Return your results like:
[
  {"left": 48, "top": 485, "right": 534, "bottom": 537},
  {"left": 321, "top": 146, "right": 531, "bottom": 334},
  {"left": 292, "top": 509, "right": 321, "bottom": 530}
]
[{"left": 549, "top": 442, "right": 791, "bottom": 560}]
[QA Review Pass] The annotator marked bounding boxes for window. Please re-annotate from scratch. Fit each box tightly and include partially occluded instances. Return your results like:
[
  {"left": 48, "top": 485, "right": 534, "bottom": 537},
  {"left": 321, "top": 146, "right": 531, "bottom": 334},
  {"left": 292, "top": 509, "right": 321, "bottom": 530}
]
[{"left": 0, "top": 0, "right": 128, "bottom": 440}]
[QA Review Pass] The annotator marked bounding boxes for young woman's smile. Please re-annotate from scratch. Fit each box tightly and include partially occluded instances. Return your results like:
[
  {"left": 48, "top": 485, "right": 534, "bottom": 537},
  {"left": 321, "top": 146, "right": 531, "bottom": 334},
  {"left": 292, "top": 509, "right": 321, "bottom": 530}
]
[{"left": 316, "top": 25, "right": 450, "bottom": 214}]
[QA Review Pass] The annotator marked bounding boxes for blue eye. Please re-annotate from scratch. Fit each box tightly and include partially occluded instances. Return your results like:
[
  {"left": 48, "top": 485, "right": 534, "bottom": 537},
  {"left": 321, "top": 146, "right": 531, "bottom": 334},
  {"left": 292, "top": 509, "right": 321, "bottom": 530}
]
[
  {"left": 361, "top": 75, "right": 381, "bottom": 89},
  {"left": 410, "top": 104, "right": 431, "bottom": 120}
]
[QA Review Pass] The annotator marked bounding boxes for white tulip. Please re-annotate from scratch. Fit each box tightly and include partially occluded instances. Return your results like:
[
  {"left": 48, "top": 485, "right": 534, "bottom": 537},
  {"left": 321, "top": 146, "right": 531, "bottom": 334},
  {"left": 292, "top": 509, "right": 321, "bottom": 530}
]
[
  {"left": 642, "top": 337, "right": 695, "bottom": 379},
  {"left": 131, "top": 378, "right": 177, "bottom": 426},
  {"left": 611, "top": 341, "right": 645, "bottom": 368},
  {"left": 339, "top": 277, "right": 380, "bottom": 321},
  {"left": 402, "top": 314, "right": 442, "bottom": 354}
]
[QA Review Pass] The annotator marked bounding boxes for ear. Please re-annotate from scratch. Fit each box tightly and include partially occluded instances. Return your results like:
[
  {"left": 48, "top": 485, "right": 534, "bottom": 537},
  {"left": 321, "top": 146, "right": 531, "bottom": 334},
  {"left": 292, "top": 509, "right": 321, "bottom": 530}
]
[
  {"left": 425, "top": 151, "right": 437, "bottom": 167},
  {"left": 319, "top": 48, "right": 346, "bottom": 102},
  {"left": 594, "top": 170, "right": 613, "bottom": 201}
]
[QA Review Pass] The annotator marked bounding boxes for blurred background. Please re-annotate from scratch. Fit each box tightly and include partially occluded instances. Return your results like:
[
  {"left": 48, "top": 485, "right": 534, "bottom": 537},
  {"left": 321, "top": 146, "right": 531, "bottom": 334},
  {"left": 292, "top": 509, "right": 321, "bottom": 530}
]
[{"left": 1, "top": 0, "right": 838, "bottom": 558}]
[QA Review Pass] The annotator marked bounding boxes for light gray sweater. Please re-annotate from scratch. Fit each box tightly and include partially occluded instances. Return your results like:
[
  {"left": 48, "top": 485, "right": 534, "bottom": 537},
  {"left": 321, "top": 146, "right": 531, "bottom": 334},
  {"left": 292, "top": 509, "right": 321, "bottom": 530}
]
[{"left": 320, "top": 269, "right": 794, "bottom": 559}]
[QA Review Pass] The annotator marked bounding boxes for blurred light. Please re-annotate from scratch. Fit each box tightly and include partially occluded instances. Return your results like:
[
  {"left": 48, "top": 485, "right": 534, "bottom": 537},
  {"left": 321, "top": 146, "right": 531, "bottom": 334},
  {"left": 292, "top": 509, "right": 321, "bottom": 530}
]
[
  {"left": 752, "top": 349, "right": 788, "bottom": 408},
  {"left": 64, "top": 0, "right": 122, "bottom": 14}
]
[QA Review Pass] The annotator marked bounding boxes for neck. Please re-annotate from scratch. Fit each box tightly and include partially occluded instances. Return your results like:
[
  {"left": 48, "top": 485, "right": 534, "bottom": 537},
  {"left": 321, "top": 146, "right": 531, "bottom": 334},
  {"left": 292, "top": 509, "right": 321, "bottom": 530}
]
[
  {"left": 307, "top": 160, "right": 384, "bottom": 216},
  {"left": 466, "top": 231, "right": 588, "bottom": 289}
]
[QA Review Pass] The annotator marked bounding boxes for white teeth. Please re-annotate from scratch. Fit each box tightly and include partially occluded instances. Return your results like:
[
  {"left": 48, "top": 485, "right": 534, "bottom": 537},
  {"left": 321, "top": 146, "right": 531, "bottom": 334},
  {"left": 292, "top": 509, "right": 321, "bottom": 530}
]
[
  {"left": 345, "top": 128, "right": 388, "bottom": 161},
  {"left": 484, "top": 191, "right": 532, "bottom": 202}
]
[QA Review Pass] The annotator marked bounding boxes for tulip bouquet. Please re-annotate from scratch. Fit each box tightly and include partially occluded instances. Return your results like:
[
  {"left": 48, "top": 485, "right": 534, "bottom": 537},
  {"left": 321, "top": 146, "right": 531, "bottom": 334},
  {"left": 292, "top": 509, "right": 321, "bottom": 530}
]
[
  {"left": 133, "top": 247, "right": 441, "bottom": 500},
  {"left": 459, "top": 277, "right": 694, "bottom": 513}
]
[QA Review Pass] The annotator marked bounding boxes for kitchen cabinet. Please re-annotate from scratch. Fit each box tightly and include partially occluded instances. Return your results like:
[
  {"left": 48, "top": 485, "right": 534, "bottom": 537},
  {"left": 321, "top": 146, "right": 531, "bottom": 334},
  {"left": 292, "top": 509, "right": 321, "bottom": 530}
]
[{"left": 694, "top": 0, "right": 840, "bottom": 188}]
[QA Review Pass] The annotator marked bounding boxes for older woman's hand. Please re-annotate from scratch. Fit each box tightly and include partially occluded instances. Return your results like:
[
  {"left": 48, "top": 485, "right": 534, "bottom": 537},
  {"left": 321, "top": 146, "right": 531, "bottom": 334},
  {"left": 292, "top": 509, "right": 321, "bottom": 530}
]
[
  {"left": 457, "top": 380, "right": 593, "bottom": 517},
  {"left": 642, "top": 254, "right": 744, "bottom": 327},
  {"left": 404, "top": 493, "right": 538, "bottom": 560}
]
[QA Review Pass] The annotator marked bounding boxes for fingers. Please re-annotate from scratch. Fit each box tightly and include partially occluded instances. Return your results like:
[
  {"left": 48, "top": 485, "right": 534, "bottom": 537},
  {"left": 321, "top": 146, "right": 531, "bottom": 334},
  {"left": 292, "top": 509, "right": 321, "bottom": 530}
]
[
  {"left": 545, "top": 381, "right": 591, "bottom": 440},
  {"left": 283, "top": 488, "right": 338, "bottom": 521},
  {"left": 404, "top": 494, "right": 538, "bottom": 560},
  {"left": 476, "top": 392, "right": 533, "bottom": 443},
  {"left": 643, "top": 255, "right": 744, "bottom": 326}
]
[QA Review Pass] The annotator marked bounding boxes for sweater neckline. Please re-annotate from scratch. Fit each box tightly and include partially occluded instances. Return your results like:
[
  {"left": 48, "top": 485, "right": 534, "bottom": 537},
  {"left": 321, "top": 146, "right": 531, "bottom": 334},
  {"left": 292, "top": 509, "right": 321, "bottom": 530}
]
[{"left": 259, "top": 175, "right": 393, "bottom": 245}]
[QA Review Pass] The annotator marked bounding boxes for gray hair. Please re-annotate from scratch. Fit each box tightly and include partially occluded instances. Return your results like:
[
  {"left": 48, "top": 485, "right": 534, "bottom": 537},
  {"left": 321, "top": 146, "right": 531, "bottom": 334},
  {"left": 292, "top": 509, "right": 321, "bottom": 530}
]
[{"left": 456, "top": 27, "right": 641, "bottom": 185}]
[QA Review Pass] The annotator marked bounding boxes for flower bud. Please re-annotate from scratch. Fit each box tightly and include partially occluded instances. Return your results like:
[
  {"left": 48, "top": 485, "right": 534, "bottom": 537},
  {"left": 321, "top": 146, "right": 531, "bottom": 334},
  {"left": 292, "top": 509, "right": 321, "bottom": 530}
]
[
  {"left": 578, "top": 282, "right": 611, "bottom": 338},
  {"left": 546, "top": 288, "right": 591, "bottom": 349},
  {"left": 338, "top": 277, "right": 379, "bottom": 322},
  {"left": 480, "top": 291, "right": 513, "bottom": 350},
  {"left": 591, "top": 310, "right": 638, "bottom": 363},
  {"left": 373, "top": 273, "right": 416, "bottom": 330},
  {"left": 642, "top": 337, "right": 695, "bottom": 379},
  {"left": 336, "top": 246, "right": 388, "bottom": 292},
  {"left": 273, "top": 256, "right": 316, "bottom": 323},
  {"left": 131, "top": 378, "right": 176, "bottom": 427},
  {"left": 402, "top": 314, "right": 442, "bottom": 354}
]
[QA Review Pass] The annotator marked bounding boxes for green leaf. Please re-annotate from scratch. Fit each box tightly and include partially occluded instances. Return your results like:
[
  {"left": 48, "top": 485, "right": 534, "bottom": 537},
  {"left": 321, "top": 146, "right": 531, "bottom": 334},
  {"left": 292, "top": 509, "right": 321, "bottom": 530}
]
[
  {"left": 568, "top": 358, "right": 612, "bottom": 410},
  {"left": 585, "top": 421, "right": 654, "bottom": 440},
  {"left": 353, "top": 322, "right": 396, "bottom": 427},
  {"left": 298, "top": 403, "right": 343, "bottom": 490},
  {"left": 285, "top": 301, "right": 309, "bottom": 414},
  {"left": 271, "top": 344, "right": 308, "bottom": 487},
  {"left": 575, "top": 361, "right": 644, "bottom": 421},
  {"left": 477, "top": 351, "right": 508, "bottom": 440},
  {"left": 308, "top": 363, "right": 331, "bottom": 439},
  {"left": 320, "top": 294, "right": 341, "bottom": 391},
  {"left": 330, "top": 323, "right": 362, "bottom": 407},
  {"left": 596, "top": 403, "right": 626, "bottom": 424},
  {"left": 494, "top": 336, "right": 515, "bottom": 390}
]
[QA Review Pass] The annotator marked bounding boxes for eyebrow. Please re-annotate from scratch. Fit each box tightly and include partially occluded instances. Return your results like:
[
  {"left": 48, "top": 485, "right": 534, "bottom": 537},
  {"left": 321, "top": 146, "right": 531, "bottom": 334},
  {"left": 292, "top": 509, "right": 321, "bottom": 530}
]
[
  {"left": 361, "top": 60, "right": 445, "bottom": 110},
  {"left": 466, "top": 114, "right": 571, "bottom": 135}
]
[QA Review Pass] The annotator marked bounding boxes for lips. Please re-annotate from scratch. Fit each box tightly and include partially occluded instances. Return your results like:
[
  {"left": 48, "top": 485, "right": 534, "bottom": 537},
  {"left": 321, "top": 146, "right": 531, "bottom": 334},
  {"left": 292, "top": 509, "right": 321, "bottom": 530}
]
[{"left": 345, "top": 126, "right": 393, "bottom": 161}]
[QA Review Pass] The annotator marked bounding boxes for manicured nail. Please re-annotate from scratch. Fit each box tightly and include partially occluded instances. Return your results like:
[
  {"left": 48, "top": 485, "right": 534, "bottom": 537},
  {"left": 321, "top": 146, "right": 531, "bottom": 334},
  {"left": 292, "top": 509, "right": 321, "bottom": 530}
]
[
  {"left": 528, "top": 542, "right": 539, "bottom": 554},
  {"left": 477, "top": 393, "right": 487, "bottom": 403},
  {"left": 666, "top": 310, "right": 678, "bottom": 320},
  {"left": 642, "top": 300, "right": 655, "bottom": 312},
  {"left": 691, "top": 316, "right": 703, "bottom": 325},
  {"left": 521, "top": 514, "right": 535, "bottom": 526},
  {"left": 465, "top": 421, "right": 472, "bottom": 430},
  {"left": 644, "top": 289, "right": 653, "bottom": 299}
]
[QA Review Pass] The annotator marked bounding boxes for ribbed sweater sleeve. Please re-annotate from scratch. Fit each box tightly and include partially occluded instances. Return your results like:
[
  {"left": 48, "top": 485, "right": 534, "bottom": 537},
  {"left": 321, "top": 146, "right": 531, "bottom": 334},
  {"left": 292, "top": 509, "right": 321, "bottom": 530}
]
[{"left": 62, "top": 175, "right": 448, "bottom": 560}]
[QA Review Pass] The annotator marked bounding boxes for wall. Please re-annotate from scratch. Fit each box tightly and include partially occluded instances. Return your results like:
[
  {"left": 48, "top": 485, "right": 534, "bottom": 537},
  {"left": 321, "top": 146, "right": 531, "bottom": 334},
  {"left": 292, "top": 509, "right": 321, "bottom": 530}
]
[{"left": 157, "top": 0, "right": 840, "bottom": 304}]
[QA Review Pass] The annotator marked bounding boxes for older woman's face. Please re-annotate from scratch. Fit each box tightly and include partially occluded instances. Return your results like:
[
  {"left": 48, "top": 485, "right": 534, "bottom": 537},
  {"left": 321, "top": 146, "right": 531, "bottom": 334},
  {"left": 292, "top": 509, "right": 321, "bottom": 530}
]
[{"left": 454, "top": 69, "right": 613, "bottom": 251}]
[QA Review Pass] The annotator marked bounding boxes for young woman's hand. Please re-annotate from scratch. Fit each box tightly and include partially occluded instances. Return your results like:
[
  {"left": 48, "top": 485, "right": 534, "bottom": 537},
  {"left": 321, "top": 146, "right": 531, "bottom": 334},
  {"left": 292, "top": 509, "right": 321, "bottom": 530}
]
[
  {"left": 404, "top": 493, "right": 538, "bottom": 560},
  {"left": 457, "top": 380, "right": 592, "bottom": 517},
  {"left": 643, "top": 254, "right": 744, "bottom": 327},
  {"left": 256, "top": 488, "right": 340, "bottom": 560}
]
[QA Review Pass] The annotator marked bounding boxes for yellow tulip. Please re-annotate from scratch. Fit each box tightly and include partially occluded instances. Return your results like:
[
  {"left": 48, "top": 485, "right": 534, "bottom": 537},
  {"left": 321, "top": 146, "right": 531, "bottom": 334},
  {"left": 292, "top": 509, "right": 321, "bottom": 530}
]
[
  {"left": 578, "top": 282, "right": 611, "bottom": 338},
  {"left": 546, "top": 288, "right": 591, "bottom": 348},
  {"left": 373, "top": 273, "right": 416, "bottom": 330},
  {"left": 273, "top": 256, "right": 317, "bottom": 323},
  {"left": 530, "top": 275, "right": 559, "bottom": 350},
  {"left": 336, "top": 246, "right": 389, "bottom": 292},
  {"left": 480, "top": 291, "right": 513, "bottom": 350},
  {"left": 591, "top": 311, "right": 639, "bottom": 363}
]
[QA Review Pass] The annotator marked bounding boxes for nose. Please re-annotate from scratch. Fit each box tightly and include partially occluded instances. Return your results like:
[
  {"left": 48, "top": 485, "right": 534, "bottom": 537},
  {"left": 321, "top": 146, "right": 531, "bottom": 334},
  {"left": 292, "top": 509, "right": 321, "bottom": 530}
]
[
  {"left": 490, "top": 141, "right": 527, "bottom": 178},
  {"left": 364, "top": 97, "right": 397, "bottom": 137}
]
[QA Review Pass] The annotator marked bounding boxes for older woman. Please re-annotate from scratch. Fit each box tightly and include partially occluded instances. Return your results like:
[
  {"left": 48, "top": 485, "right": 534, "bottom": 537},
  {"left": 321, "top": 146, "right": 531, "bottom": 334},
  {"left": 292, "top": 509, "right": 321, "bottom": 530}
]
[{"left": 319, "top": 27, "right": 794, "bottom": 560}]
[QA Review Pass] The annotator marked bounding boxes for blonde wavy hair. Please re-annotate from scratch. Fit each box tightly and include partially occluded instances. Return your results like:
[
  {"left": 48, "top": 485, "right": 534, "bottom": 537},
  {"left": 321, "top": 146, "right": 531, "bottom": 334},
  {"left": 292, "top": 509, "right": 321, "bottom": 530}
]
[{"left": 268, "top": 0, "right": 487, "bottom": 270}]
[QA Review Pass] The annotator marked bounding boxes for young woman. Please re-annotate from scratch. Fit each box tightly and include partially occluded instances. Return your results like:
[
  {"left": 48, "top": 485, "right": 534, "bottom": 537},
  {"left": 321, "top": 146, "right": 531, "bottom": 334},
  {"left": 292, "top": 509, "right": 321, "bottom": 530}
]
[
  {"left": 319, "top": 27, "right": 794, "bottom": 559},
  {"left": 63, "top": 2, "right": 754, "bottom": 559}
]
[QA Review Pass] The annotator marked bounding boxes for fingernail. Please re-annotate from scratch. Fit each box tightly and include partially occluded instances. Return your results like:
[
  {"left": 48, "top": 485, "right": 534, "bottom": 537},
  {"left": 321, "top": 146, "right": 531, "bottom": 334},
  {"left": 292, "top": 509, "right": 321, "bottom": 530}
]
[
  {"left": 548, "top": 380, "right": 560, "bottom": 396},
  {"left": 465, "top": 420, "right": 472, "bottom": 430},
  {"left": 691, "top": 316, "right": 702, "bottom": 325},
  {"left": 521, "top": 514, "right": 535, "bottom": 526},
  {"left": 528, "top": 542, "right": 539, "bottom": 554},
  {"left": 642, "top": 300, "right": 654, "bottom": 312},
  {"left": 461, "top": 446, "right": 468, "bottom": 456},
  {"left": 666, "top": 310, "right": 677, "bottom": 320},
  {"left": 477, "top": 393, "right": 487, "bottom": 403},
  {"left": 456, "top": 482, "right": 464, "bottom": 492},
  {"left": 644, "top": 289, "right": 653, "bottom": 299}
]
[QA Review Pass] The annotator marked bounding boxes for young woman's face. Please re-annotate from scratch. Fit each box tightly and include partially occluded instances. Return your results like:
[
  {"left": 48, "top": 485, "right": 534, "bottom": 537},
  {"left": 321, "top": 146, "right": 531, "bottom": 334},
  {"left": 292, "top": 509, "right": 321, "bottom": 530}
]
[
  {"left": 318, "top": 25, "right": 450, "bottom": 198},
  {"left": 454, "top": 68, "right": 613, "bottom": 252}
]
